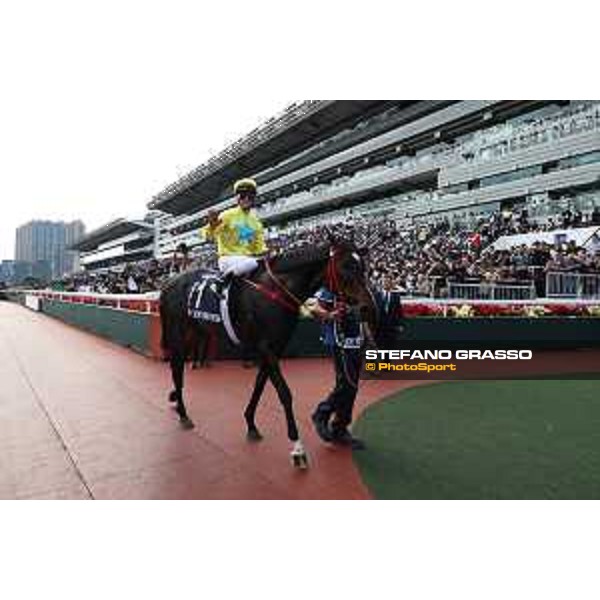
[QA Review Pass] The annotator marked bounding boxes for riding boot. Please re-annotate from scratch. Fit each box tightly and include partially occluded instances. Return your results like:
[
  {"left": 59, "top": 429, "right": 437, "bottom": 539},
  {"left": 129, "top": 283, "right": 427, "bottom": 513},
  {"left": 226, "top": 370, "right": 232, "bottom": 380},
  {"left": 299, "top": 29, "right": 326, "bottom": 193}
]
[{"left": 215, "top": 271, "right": 234, "bottom": 299}]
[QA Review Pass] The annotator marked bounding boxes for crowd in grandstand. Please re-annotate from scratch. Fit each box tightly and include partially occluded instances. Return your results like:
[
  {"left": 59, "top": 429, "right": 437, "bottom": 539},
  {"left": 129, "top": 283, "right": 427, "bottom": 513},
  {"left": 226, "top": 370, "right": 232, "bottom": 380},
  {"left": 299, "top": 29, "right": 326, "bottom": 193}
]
[
  {"left": 54, "top": 242, "right": 220, "bottom": 293},
  {"left": 55, "top": 255, "right": 183, "bottom": 294},
  {"left": 267, "top": 204, "right": 600, "bottom": 297},
  {"left": 56, "top": 261, "right": 163, "bottom": 294},
  {"left": 50, "top": 200, "right": 600, "bottom": 299},
  {"left": 460, "top": 101, "right": 600, "bottom": 163}
]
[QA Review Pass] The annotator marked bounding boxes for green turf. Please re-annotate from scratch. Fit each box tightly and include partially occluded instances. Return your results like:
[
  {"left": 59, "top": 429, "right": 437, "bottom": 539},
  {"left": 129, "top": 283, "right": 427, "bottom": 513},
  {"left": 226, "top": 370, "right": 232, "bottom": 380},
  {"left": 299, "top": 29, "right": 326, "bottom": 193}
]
[{"left": 353, "top": 380, "right": 600, "bottom": 499}]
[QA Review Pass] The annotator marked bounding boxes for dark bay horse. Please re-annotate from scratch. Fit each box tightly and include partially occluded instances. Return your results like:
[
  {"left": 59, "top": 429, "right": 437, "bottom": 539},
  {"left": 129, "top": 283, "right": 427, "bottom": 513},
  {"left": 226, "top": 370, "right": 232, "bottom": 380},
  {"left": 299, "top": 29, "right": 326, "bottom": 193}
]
[{"left": 159, "top": 240, "right": 377, "bottom": 468}]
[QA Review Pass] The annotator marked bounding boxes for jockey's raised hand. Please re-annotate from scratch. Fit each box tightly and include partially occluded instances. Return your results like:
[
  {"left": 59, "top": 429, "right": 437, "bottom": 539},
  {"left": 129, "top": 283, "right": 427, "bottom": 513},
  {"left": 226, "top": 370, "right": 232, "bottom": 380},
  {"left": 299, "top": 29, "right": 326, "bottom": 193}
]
[{"left": 207, "top": 209, "right": 221, "bottom": 229}]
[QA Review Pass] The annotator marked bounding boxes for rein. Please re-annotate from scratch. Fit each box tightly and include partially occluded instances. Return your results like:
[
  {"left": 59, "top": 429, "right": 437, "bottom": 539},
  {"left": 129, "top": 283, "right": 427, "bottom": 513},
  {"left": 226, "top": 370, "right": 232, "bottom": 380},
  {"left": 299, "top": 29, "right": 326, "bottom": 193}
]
[
  {"left": 242, "top": 253, "right": 339, "bottom": 313},
  {"left": 264, "top": 260, "right": 304, "bottom": 308},
  {"left": 242, "top": 278, "right": 300, "bottom": 313}
]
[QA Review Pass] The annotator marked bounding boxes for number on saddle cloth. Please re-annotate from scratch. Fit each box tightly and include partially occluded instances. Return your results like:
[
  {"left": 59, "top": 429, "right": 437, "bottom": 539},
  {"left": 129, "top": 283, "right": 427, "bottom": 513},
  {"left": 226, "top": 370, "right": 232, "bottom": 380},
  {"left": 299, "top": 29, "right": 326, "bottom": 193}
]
[
  {"left": 187, "top": 272, "right": 223, "bottom": 324},
  {"left": 187, "top": 271, "right": 242, "bottom": 346}
]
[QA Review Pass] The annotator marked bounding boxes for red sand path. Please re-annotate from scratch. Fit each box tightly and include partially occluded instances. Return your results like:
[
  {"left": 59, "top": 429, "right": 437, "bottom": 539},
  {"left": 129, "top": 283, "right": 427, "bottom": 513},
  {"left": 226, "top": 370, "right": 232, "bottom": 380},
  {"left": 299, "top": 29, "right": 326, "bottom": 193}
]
[
  {"left": 4, "top": 302, "right": 600, "bottom": 499},
  {"left": 0, "top": 302, "right": 410, "bottom": 499}
]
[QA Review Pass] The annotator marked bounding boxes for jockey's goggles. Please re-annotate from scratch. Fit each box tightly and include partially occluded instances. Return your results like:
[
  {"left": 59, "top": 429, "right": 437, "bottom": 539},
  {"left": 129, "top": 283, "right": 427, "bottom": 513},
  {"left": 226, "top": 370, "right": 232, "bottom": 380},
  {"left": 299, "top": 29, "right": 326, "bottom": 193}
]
[{"left": 238, "top": 190, "right": 257, "bottom": 199}]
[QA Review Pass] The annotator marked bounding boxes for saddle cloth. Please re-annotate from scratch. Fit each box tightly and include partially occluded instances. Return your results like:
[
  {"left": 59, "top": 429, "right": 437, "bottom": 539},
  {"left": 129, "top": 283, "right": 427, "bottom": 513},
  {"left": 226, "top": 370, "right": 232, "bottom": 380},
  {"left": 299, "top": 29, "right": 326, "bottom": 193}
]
[{"left": 187, "top": 273, "right": 241, "bottom": 345}]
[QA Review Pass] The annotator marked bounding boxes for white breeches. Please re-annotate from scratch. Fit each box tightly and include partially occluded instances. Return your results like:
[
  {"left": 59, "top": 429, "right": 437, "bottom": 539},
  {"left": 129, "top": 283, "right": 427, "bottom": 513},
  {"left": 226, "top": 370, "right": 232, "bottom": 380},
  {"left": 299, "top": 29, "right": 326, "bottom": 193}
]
[{"left": 218, "top": 255, "right": 259, "bottom": 276}]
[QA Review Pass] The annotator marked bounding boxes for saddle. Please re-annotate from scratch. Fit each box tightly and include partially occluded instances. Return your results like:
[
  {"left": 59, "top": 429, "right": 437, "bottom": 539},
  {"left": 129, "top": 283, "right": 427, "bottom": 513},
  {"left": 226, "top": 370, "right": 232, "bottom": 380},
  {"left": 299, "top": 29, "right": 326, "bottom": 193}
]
[{"left": 187, "top": 272, "right": 240, "bottom": 345}]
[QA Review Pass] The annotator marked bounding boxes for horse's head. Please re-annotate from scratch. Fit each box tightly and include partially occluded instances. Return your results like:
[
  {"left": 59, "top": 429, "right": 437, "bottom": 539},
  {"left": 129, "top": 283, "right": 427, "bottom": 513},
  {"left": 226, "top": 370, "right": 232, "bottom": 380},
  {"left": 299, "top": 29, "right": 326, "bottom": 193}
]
[{"left": 324, "top": 230, "right": 378, "bottom": 335}]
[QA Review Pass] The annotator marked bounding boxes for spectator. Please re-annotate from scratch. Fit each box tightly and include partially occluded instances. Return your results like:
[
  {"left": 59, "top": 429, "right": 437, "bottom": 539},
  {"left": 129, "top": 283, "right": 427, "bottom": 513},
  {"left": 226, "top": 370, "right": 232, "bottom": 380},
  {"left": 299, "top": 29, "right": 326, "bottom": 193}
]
[{"left": 170, "top": 243, "right": 191, "bottom": 276}]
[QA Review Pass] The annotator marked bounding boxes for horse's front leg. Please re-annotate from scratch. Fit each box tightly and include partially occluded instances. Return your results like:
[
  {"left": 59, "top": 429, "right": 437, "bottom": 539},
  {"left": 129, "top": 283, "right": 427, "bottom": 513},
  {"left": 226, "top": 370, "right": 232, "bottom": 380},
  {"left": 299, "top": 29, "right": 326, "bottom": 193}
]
[
  {"left": 244, "top": 364, "right": 269, "bottom": 441},
  {"left": 169, "top": 350, "right": 194, "bottom": 430},
  {"left": 266, "top": 360, "right": 308, "bottom": 470}
]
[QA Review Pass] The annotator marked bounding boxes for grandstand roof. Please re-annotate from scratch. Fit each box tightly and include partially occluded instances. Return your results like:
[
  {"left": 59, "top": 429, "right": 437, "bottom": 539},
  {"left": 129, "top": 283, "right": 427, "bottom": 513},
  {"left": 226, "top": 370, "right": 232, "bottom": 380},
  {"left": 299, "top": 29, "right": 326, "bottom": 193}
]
[
  {"left": 148, "top": 100, "right": 402, "bottom": 216},
  {"left": 70, "top": 219, "right": 152, "bottom": 252}
]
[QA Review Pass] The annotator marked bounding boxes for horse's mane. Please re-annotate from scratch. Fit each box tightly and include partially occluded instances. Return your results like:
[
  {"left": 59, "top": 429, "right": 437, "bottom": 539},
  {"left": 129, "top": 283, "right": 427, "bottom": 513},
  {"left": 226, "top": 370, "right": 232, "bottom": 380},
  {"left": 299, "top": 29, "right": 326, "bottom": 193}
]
[
  {"left": 271, "top": 243, "right": 331, "bottom": 273},
  {"left": 271, "top": 240, "right": 359, "bottom": 273}
]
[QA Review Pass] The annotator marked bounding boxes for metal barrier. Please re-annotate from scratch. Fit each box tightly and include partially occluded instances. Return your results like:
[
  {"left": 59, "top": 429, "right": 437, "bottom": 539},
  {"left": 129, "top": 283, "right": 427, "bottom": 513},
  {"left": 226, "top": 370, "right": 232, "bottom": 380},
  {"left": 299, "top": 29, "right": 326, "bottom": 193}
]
[
  {"left": 446, "top": 282, "right": 537, "bottom": 301},
  {"left": 546, "top": 272, "right": 600, "bottom": 299},
  {"left": 402, "top": 276, "right": 444, "bottom": 299}
]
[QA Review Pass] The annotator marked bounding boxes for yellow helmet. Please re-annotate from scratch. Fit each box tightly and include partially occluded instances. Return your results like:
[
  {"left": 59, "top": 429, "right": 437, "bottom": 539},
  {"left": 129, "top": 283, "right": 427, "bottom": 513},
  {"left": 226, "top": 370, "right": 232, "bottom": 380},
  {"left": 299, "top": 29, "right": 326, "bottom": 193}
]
[{"left": 233, "top": 178, "right": 258, "bottom": 195}]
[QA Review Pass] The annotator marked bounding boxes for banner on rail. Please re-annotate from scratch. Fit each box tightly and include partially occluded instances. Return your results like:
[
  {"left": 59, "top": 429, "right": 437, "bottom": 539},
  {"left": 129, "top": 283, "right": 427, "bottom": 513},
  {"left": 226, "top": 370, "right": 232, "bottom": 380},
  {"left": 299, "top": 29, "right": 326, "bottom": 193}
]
[{"left": 24, "top": 295, "right": 41, "bottom": 311}]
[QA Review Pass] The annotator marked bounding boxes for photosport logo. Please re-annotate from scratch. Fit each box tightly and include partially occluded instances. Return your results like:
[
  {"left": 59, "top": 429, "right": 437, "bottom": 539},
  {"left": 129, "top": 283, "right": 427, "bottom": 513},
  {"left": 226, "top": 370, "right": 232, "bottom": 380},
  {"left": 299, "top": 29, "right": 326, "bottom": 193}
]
[{"left": 361, "top": 348, "right": 536, "bottom": 380}]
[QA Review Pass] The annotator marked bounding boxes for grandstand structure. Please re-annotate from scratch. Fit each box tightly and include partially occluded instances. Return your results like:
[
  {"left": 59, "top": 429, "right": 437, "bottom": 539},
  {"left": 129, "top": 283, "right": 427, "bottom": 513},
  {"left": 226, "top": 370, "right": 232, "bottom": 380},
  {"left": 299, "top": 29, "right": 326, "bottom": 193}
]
[
  {"left": 149, "top": 100, "right": 600, "bottom": 258},
  {"left": 71, "top": 217, "right": 157, "bottom": 272},
  {"left": 71, "top": 99, "right": 600, "bottom": 287}
]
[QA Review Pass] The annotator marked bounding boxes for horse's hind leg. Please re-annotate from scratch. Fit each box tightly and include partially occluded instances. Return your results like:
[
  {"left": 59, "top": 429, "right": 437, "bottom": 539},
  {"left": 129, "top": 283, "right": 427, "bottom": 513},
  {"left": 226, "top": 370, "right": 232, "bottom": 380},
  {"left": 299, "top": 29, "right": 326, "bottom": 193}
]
[
  {"left": 191, "top": 325, "right": 207, "bottom": 370},
  {"left": 196, "top": 329, "right": 211, "bottom": 369},
  {"left": 170, "top": 350, "right": 194, "bottom": 430},
  {"left": 190, "top": 331, "right": 200, "bottom": 370},
  {"left": 244, "top": 364, "right": 269, "bottom": 441}
]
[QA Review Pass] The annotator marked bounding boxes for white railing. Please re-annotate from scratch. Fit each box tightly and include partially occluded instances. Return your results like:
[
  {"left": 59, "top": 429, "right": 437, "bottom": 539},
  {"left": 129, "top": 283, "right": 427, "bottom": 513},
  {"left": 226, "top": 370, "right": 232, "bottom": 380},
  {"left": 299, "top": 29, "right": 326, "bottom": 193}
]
[
  {"left": 446, "top": 282, "right": 537, "bottom": 301},
  {"left": 546, "top": 272, "right": 600, "bottom": 299},
  {"left": 23, "top": 290, "right": 160, "bottom": 313}
]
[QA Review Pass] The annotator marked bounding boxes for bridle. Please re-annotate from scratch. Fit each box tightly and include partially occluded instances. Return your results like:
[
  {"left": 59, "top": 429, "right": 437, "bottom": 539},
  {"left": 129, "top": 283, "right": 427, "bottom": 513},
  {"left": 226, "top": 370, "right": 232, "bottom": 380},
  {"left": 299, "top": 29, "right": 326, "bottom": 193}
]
[{"left": 326, "top": 248, "right": 343, "bottom": 297}]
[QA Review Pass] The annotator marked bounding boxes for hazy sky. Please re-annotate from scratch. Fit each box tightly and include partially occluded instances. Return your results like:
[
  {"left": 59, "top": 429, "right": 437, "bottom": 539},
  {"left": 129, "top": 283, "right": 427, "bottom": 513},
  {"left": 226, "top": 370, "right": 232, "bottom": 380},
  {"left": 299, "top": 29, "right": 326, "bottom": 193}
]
[{"left": 0, "top": 3, "right": 292, "bottom": 259}]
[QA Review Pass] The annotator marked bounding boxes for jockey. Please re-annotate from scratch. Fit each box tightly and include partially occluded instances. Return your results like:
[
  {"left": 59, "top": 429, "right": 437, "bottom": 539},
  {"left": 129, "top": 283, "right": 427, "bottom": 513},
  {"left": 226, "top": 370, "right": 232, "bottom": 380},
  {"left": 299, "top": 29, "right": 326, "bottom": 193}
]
[{"left": 200, "top": 178, "right": 267, "bottom": 294}]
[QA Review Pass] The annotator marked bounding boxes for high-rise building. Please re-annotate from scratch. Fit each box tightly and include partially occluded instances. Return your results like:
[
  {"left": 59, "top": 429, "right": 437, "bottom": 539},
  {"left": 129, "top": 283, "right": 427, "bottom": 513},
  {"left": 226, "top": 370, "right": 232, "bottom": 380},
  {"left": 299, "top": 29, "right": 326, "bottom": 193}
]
[
  {"left": 0, "top": 260, "right": 15, "bottom": 284},
  {"left": 14, "top": 220, "right": 86, "bottom": 280}
]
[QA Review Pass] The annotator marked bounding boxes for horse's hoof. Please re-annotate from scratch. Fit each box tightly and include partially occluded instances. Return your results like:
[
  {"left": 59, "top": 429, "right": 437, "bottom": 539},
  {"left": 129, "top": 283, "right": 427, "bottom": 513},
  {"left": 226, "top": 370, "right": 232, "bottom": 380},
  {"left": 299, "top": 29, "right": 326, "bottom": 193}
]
[
  {"left": 168, "top": 391, "right": 178, "bottom": 403},
  {"left": 246, "top": 429, "right": 263, "bottom": 442},
  {"left": 291, "top": 452, "right": 309, "bottom": 470},
  {"left": 179, "top": 418, "right": 195, "bottom": 430}
]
